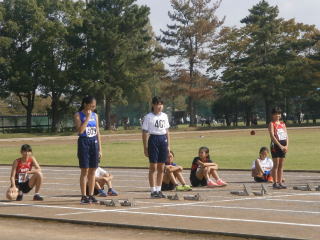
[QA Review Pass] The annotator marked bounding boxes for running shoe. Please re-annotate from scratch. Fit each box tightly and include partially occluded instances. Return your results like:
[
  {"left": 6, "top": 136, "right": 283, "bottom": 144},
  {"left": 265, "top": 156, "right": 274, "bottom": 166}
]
[
  {"left": 175, "top": 185, "right": 185, "bottom": 191},
  {"left": 157, "top": 191, "right": 166, "bottom": 198},
  {"left": 150, "top": 191, "right": 160, "bottom": 199},
  {"left": 216, "top": 179, "right": 227, "bottom": 187},
  {"left": 267, "top": 176, "right": 274, "bottom": 183},
  {"left": 33, "top": 194, "right": 44, "bottom": 201},
  {"left": 16, "top": 192, "right": 23, "bottom": 201},
  {"left": 97, "top": 189, "right": 107, "bottom": 197},
  {"left": 107, "top": 189, "right": 118, "bottom": 196},
  {"left": 273, "top": 183, "right": 282, "bottom": 189},
  {"left": 207, "top": 180, "right": 219, "bottom": 187},
  {"left": 80, "top": 195, "right": 90, "bottom": 204},
  {"left": 89, "top": 195, "right": 98, "bottom": 204},
  {"left": 279, "top": 183, "right": 287, "bottom": 189},
  {"left": 182, "top": 185, "right": 192, "bottom": 191}
]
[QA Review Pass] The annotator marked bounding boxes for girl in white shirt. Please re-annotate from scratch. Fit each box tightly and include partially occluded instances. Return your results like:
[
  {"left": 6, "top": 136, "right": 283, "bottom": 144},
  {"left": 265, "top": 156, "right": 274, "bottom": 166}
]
[
  {"left": 252, "top": 147, "right": 273, "bottom": 183},
  {"left": 142, "top": 96, "right": 170, "bottom": 199}
]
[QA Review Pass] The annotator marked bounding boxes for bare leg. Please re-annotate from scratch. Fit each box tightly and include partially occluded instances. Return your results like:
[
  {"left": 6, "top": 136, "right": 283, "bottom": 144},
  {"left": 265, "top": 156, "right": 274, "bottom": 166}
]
[
  {"left": 196, "top": 167, "right": 209, "bottom": 181},
  {"left": 174, "top": 170, "right": 186, "bottom": 185},
  {"left": 149, "top": 163, "right": 156, "bottom": 187},
  {"left": 277, "top": 158, "right": 285, "bottom": 183},
  {"left": 80, "top": 168, "right": 88, "bottom": 196},
  {"left": 28, "top": 171, "right": 43, "bottom": 193},
  {"left": 156, "top": 163, "right": 165, "bottom": 187},
  {"left": 162, "top": 172, "right": 171, "bottom": 184},
  {"left": 209, "top": 168, "right": 220, "bottom": 181},
  {"left": 87, "top": 168, "right": 97, "bottom": 196},
  {"left": 272, "top": 158, "right": 279, "bottom": 183},
  {"left": 168, "top": 171, "right": 178, "bottom": 185}
]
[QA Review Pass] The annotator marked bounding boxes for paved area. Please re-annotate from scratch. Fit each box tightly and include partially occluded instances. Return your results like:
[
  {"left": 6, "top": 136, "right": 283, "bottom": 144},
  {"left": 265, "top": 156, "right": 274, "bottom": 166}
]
[{"left": 0, "top": 167, "right": 319, "bottom": 239}]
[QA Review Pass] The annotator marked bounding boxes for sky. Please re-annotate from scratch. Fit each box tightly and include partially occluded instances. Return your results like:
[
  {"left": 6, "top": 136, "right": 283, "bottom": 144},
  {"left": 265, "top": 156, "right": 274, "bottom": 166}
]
[{"left": 136, "top": 0, "right": 320, "bottom": 35}]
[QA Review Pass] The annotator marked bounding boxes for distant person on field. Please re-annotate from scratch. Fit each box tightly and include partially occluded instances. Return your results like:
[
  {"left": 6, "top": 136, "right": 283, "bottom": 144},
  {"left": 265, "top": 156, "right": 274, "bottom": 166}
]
[
  {"left": 87, "top": 167, "right": 118, "bottom": 197},
  {"left": 251, "top": 147, "right": 273, "bottom": 183},
  {"left": 142, "top": 96, "right": 170, "bottom": 199},
  {"left": 268, "top": 107, "right": 288, "bottom": 189},
  {"left": 9, "top": 144, "right": 44, "bottom": 201},
  {"left": 189, "top": 146, "right": 227, "bottom": 187},
  {"left": 162, "top": 151, "right": 192, "bottom": 191}
]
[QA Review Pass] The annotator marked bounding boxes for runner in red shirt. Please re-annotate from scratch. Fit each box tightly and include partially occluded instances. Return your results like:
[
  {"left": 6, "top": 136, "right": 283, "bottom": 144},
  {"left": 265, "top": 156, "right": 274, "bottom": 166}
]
[
  {"left": 268, "top": 107, "right": 289, "bottom": 189},
  {"left": 9, "top": 144, "right": 44, "bottom": 201}
]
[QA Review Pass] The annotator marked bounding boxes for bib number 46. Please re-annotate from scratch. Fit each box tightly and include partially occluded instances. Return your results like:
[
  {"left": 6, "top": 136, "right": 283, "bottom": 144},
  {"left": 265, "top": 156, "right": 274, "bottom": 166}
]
[{"left": 154, "top": 120, "right": 165, "bottom": 128}]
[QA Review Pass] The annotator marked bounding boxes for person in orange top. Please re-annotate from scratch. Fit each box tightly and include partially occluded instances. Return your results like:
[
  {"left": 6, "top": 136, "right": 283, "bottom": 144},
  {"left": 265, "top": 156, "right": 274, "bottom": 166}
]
[
  {"left": 9, "top": 144, "right": 44, "bottom": 201},
  {"left": 268, "top": 107, "right": 288, "bottom": 189}
]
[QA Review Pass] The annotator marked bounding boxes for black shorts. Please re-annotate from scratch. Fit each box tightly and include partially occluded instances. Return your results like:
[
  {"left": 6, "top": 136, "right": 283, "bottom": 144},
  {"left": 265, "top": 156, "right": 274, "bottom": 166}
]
[
  {"left": 190, "top": 174, "right": 207, "bottom": 187},
  {"left": 78, "top": 136, "right": 99, "bottom": 168},
  {"left": 16, "top": 180, "right": 33, "bottom": 193},
  {"left": 148, "top": 135, "right": 168, "bottom": 163},
  {"left": 161, "top": 182, "right": 175, "bottom": 191},
  {"left": 254, "top": 177, "right": 267, "bottom": 183},
  {"left": 271, "top": 140, "right": 287, "bottom": 158}
]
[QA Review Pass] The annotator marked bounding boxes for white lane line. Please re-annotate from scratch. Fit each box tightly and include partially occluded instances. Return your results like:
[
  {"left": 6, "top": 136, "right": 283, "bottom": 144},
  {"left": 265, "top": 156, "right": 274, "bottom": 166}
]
[{"left": 263, "top": 199, "right": 320, "bottom": 203}]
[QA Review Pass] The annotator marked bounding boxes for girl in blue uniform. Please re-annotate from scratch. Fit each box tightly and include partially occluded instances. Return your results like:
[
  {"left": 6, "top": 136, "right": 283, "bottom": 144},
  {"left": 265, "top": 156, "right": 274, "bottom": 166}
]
[
  {"left": 74, "top": 96, "right": 102, "bottom": 204},
  {"left": 142, "top": 96, "right": 170, "bottom": 198}
]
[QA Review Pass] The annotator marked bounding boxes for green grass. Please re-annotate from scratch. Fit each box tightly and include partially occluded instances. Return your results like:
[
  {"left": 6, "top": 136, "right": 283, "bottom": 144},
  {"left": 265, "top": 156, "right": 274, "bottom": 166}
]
[{"left": 1, "top": 128, "right": 319, "bottom": 170}]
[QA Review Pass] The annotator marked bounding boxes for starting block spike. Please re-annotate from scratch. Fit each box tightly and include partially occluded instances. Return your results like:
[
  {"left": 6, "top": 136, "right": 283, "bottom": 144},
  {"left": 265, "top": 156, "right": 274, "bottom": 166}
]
[
  {"left": 119, "top": 199, "right": 134, "bottom": 207},
  {"left": 100, "top": 199, "right": 117, "bottom": 207},
  {"left": 183, "top": 193, "right": 201, "bottom": 201},
  {"left": 167, "top": 193, "right": 180, "bottom": 200},
  {"left": 261, "top": 184, "right": 269, "bottom": 195}
]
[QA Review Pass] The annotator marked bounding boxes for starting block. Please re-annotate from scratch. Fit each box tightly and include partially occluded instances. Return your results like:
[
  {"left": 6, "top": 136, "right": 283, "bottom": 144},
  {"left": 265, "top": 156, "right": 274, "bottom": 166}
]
[
  {"left": 316, "top": 185, "right": 320, "bottom": 191},
  {"left": 100, "top": 199, "right": 117, "bottom": 207},
  {"left": 183, "top": 193, "right": 201, "bottom": 201},
  {"left": 167, "top": 193, "right": 180, "bottom": 200},
  {"left": 293, "top": 183, "right": 313, "bottom": 191},
  {"left": 119, "top": 199, "right": 134, "bottom": 207},
  {"left": 230, "top": 184, "right": 252, "bottom": 196},
  {"left": 253, "top": 184, "right": 270, "bottom": 196}
]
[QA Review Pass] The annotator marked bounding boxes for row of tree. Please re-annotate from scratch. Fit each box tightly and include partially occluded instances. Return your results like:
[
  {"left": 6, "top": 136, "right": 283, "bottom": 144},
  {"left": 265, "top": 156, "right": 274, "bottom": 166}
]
[
  {"left": 1, "top": 0, "right": 320, "bottom": 131},
  {"left": 159, "top": 0, "right": 320, "bottom": 126},
  {"left": 0, "top": 0, "right": 157, "bottom": 131}
]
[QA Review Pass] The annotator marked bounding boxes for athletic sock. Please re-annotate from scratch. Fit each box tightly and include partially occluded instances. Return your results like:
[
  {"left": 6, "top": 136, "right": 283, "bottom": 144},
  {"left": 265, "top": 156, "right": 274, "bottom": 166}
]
[
  {"left": 150, "top": 186, "right": 156, "bottom": 192},
  {"left": 156, "top": 186, "right": 161, "bottom": 192}
]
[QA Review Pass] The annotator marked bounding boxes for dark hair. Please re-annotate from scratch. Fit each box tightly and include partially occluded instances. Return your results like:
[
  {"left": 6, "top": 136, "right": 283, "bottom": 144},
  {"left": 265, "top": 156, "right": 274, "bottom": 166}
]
[
  {"left": 21, "top": 144, "right": 32, "bottom": 152},
  {"left": 198, "top": 146, "right": 211, "bottom": 160},
  {"left": 259, "top": 147, "right": 269, "bottom": 154},
  {"left": 169, "top": 150, "right": 174, "bottom": 157},
  {"left": 151, "top": 96, "right": 164, "bottom": 112},
  {"left": 271, "top": 107, "right": 282, "bottom": 115},
  {"left": 79, "top": 96, "right": 96, "bottom": 112}
]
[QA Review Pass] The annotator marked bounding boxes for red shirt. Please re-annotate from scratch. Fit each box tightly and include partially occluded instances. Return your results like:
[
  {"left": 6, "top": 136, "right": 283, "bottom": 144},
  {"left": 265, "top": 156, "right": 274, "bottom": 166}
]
[
  {"left": 15, "top": 157, "right": 33, "bottom": 182},
  {"left": 272, "top": 121, "right": 287, "bottom": 141}
]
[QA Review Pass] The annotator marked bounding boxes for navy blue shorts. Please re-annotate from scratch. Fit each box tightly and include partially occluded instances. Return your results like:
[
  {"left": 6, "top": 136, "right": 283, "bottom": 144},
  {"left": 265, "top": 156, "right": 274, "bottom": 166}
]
[
  {"left": 16, "top": 180, "right": 32, "bottom": 193},
  {"left": 77, "top": 137, "right": 99, "bottom": 168},
  {"left": 148, "top": 135, "right": 168, "bottom": 163}
]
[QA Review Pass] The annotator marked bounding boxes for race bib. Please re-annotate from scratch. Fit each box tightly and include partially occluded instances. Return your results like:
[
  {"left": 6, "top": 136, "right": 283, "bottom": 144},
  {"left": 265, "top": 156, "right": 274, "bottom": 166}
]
[
  {"left": 277, "top": 128, "right": 287, "bottom": 141},
  {"left": 86, "top": 126, "right": 97, "bottom": 137},
  {"left": 18, "top": 173, "right": 29, "bottom": 183}
]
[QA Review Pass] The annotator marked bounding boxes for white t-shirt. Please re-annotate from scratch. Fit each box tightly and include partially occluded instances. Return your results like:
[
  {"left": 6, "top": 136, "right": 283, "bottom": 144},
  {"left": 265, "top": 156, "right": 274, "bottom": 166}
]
[
  {"left": 142, "top": 112, "right": 170, "bottom": 135},
  {"left": 95, "top": 167, "right": 107, "bottom": 178},
  {"left": 251, "top": 158, "right": 273, "bottom": 172}
]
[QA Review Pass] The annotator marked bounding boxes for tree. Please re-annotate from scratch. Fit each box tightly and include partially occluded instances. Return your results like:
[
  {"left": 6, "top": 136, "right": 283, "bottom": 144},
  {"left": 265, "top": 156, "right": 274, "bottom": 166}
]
[
  {"left": 82, "top": 0, "right": 153, "bottom": 130},
  {"left": 159, "top": 0, "right": 224, "bottom": 126},
  {"left": 0, "top": 0, "right": 45, "bottom": 129}
]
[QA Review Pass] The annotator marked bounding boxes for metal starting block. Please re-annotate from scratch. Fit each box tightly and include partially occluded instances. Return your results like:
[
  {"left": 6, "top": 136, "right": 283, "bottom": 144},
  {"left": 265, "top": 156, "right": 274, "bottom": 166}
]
[
  {"left": 230, "top": 184, "right": 252, "bottom": 196},
  {"left": 119, "top": 199, "right": 134, "bottom": 207},
  {"left": 253, "top": 184, "right": 270, "bottom": 196},
  {"left": 100, "top": 199, "right": 117, "bottom": 207},
  {"left": 316, "top": 185, "right": 320, "bottom": 191},
  {"left": 167, "top": 193, "right": 180, "bottom": 200},
  {"left": 183, "top": 193, "right": 201, "bottom": 201},
  {"left": 293, "top": 183, "right": 313, "bottom": 191}
]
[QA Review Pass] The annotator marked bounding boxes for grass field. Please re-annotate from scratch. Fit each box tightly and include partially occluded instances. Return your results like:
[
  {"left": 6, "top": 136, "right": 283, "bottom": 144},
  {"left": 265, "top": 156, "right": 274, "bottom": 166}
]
[{"left": 0, "top": 128, "right": 319, "bottom": 170}]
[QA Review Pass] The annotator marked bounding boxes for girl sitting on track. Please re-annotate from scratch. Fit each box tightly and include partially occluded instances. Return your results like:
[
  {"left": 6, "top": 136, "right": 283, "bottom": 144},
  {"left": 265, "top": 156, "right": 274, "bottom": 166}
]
[
  {"left": 251, "top": 147, "right": 273, "bottom": 183},
  {"left": 87, "top": 167, "right": 118, "bottom": 197},
  {"left": 162, "top": 151, "right": 192, "bottom": 191},
  {"left": 189, "top": 146, "right": 227, "bottom": 187},
  {"left": 9, "top": 144, "right": 44, "bottom": 201}
]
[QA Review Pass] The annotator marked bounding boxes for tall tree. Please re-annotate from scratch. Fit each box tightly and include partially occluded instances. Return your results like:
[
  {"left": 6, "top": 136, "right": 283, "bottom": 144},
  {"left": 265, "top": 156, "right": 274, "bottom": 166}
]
[
  {"left": 159, "top": 0, "right": 224, "bottom": 126},
  {"left": 83, "top": 0, "right": 153, "bottom": 129},
  {"left": 0, "top": 0, "right": 45, "bottom": 129}
]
